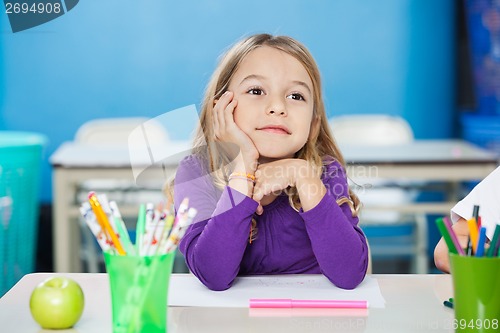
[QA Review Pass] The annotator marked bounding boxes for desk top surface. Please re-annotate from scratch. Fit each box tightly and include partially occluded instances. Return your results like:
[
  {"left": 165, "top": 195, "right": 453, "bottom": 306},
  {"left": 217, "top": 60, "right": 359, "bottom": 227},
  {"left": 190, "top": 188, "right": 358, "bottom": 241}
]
[
  {"left": 0, "top": 273, "right": 455, "bottom": 333},
  {"left": 340, "top": 140, "right": 497, "bottom": 164},
  {"left": 50, "top": 141, "right": 192, "bottom": 168},
  {"left": 50, "top": 139, "right": 498, "bottom": 168}
]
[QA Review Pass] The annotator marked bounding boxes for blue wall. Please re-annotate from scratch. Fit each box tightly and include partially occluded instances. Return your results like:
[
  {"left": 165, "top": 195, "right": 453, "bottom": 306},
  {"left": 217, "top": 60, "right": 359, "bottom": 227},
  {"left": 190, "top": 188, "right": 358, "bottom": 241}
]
[{"left": 0, "top": 0, "right": 456, "bottom": 202}]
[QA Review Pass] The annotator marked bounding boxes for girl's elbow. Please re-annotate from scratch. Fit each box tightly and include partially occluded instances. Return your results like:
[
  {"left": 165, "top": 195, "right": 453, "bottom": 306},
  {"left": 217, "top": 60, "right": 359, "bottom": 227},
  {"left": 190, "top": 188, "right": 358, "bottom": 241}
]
[
  {"left": 336, "top": 275, "right": 365, "bottom": 290},
  {"left": 195, "top": 271, "right": 235, "bottom": 291},
  {"left": 324, "top": 260, "right": 368, "bottom": 290},
  {"left": 184, "top": 253, "right": 237, "bottom": 291},
  {"left": 205, "top": 282, "right": 232, "bottom": 291}
]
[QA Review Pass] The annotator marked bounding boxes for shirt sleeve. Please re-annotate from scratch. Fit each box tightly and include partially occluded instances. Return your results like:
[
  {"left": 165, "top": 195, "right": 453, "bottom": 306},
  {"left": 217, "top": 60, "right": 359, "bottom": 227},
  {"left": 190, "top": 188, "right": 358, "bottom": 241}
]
[
  {"left": 300, "top": 159, "right": 369, "bottom": 289},
  {"left": 175, "top": 155, "right": 259, "bottom": 291},
  {"left": 451, "top": 166, "right": 500, "bottom": 240}
]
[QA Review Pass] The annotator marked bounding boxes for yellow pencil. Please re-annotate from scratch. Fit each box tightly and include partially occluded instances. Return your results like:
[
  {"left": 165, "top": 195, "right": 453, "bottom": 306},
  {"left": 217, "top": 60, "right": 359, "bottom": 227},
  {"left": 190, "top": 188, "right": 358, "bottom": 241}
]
[
  {"left": 467, "top": 218, "right": 479, "bottom": 255},
  {"left": 88, "top": 192, "right": 126, "bottom": 255}
]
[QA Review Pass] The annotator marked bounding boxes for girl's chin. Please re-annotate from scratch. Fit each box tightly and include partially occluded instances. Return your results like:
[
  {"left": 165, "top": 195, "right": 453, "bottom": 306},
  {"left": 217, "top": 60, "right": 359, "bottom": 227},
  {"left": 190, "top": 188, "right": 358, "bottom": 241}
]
[
  {"left": 257, "top": 153, "right": 295, "bottom": 163},
  {"left": 254, "top": 142, "right": 301, "bottom": 162}
]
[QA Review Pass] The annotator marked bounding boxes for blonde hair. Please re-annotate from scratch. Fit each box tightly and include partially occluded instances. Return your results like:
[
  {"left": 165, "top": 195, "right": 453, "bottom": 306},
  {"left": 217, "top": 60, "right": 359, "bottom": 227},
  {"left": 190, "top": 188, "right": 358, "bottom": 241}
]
[{"left": 168, "top": 34, "right": 360, "bottom": 239}]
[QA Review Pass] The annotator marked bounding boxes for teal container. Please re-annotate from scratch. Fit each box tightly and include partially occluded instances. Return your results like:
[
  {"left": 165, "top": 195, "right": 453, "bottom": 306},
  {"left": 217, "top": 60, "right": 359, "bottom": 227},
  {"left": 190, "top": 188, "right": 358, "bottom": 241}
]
[{"left": 0, "top": 132, "right": 47, "bottom": 296}]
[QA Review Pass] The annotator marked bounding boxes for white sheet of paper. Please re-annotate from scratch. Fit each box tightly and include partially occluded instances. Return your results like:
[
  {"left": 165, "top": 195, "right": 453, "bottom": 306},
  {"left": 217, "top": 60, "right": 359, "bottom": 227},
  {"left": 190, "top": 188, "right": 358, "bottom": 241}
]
[{"left": 168, "top": 274, "right": 386, "bottom": 308}]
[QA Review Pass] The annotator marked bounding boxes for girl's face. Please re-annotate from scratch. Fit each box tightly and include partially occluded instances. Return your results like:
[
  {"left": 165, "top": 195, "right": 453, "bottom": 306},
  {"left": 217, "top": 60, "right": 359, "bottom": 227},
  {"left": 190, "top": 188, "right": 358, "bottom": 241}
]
[{"left": 228, "top": 46, "right": 315, "bottom": 162}]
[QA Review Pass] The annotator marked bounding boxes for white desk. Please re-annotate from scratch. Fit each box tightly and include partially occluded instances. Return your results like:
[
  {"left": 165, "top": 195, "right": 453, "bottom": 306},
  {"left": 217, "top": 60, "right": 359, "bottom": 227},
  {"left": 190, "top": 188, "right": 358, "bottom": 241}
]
[
  {"left": 0, "top": 273, "right": 456, "bottom": 333},
  {"left": 50, "top": 139, "right": 498, "bottom": 273}
]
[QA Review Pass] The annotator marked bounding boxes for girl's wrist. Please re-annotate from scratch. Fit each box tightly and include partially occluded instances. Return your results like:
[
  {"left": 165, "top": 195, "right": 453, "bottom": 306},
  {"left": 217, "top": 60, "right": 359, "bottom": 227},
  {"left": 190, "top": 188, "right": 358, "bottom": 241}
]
[
  {"left": 229, "top": 172, "right": 256, "bottom": 183},
  {"left": 228, "top": 153, "right": 257, "bottom": 198},
  {"left": 227, "top": 174, "right": 255, "bottom": 197}
]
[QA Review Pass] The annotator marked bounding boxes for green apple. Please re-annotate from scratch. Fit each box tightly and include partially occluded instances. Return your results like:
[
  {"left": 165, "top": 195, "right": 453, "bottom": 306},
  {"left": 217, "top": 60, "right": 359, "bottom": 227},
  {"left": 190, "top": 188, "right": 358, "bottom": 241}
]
[{"left": 29, "top": 276, "right": 85, "bottom": 329}]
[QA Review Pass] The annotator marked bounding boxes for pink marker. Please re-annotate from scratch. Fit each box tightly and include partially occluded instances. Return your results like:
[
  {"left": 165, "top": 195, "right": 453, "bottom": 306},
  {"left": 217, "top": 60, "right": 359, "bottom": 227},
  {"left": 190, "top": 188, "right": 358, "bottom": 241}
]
[
  {"left": 443, "top": 216, "right": 465, "bottom": 255},
  {"left": 249, "top": 298, "right": 368, "bottom": 309}
]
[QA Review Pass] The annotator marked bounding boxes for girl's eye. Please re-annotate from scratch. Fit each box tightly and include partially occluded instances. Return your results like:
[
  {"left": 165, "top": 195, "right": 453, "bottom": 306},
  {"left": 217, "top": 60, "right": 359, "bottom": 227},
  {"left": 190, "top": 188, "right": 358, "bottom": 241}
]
[
  {"left": 247, "top": 87, "right": 264, "bottom": 95},
  {"left": 287, "top": 93, "right": 305, "bottom": 101}
]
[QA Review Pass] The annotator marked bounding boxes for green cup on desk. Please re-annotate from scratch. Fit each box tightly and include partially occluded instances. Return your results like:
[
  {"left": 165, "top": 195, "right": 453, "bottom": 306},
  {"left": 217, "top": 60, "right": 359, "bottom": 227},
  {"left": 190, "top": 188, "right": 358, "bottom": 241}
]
[
  {"left": 449, "top": 254, "right": 500, "bottom": 333},
  {"left": 104, "top": 252, "right": 175, "bottom": 333}
]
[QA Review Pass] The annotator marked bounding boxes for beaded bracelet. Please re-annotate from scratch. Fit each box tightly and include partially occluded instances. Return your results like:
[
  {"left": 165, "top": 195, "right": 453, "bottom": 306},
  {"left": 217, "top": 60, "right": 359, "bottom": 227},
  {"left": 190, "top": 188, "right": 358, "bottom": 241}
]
[{"left": 228, "top": 172, "right": 256, "bottom": 183}]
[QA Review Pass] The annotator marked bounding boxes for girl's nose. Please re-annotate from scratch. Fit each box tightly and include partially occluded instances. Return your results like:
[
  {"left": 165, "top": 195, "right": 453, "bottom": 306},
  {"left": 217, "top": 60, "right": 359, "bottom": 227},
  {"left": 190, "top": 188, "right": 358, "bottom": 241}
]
[
  {"left": 268, "top": 109, "right": 286, "bottom": 116},
  {"left": 266, "top": 98, "right": 287, "bottom": 116}
]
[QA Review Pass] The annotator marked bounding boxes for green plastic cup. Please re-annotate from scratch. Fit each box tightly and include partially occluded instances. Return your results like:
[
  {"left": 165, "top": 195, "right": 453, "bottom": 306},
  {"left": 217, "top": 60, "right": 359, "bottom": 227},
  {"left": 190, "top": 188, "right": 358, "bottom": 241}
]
[
  {"left": 449, "top": 254, "right": 500, "bottom": 332},
  {"left": 104, "top": 252, "right": 175, "bottom": 333}
]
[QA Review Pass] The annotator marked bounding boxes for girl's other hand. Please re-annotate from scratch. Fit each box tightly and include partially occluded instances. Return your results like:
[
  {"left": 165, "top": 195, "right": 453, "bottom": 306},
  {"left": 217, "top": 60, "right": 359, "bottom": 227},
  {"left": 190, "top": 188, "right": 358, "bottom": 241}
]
[
  {"left": 253, "top": 159, "right": 325, "bottom": 214},
  {"left": 253, "top": 159, "right": 294, "bottom": 200},
  {"left": 252, "top": 159, "right": 300, "bottom": 214}
]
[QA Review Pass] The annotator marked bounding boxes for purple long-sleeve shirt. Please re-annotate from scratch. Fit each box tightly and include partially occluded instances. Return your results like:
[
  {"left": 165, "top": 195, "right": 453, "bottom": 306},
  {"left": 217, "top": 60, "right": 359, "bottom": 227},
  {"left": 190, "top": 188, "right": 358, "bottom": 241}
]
[{"left": 175, "top": 154, "right": 369, "bottom": 291}]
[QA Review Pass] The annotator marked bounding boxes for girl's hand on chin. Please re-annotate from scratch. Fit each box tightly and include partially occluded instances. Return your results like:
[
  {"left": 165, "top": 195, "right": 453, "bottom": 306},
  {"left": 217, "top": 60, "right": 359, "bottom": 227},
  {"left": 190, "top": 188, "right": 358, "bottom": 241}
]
[{"left": 213, "top": 91, "right": 258, "bottom": 162}]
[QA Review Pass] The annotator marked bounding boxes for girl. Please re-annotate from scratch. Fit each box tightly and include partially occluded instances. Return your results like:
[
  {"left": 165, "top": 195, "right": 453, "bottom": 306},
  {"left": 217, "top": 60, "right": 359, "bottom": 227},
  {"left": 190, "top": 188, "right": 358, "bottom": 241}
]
[{"left": 173, "top": 34, "right": 369, "bottom": 291}]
